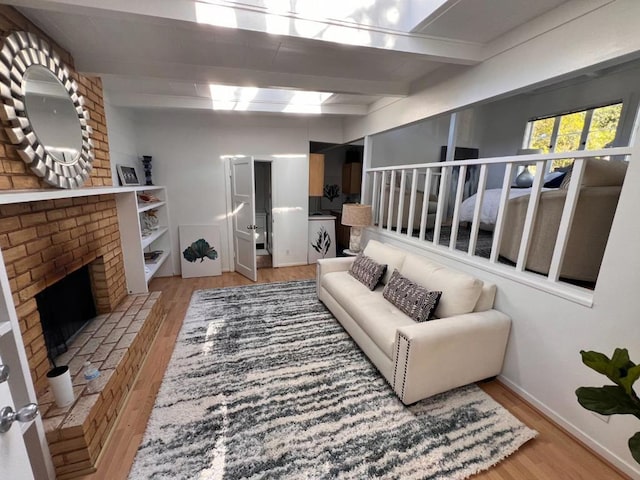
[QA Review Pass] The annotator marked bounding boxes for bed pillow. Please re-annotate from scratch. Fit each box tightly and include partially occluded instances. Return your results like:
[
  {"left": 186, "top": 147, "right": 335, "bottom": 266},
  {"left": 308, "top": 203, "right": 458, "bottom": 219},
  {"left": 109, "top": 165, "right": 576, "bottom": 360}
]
[
  {"left": 348, "top": 254, "right": 387, "bottom": 290},
  {"left": 383, "top": 269, "right": 442, "bottom": 322},
  {"left": 543, "top": 171, "right": 566, "bottom": 188},
  {"left": 559, "top": 167, "right": 573, "bottom": 189}
]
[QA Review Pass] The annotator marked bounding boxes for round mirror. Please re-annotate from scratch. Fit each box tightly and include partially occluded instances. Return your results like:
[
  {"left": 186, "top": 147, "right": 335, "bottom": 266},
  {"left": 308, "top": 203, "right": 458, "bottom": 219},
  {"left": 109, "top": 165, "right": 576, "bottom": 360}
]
[
  {"left": 23, "top": 65, "right": 83, "bottom": 165},
  {"left": 0, "top": 31, "right": 94, "bottom": 189}
]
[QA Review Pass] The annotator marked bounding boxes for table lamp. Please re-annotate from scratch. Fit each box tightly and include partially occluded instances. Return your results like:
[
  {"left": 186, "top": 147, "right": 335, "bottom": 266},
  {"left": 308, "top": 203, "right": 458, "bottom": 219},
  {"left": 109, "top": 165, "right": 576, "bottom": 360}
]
[{"left": 341, "top": 203, "right": 372, "bottom": 253}]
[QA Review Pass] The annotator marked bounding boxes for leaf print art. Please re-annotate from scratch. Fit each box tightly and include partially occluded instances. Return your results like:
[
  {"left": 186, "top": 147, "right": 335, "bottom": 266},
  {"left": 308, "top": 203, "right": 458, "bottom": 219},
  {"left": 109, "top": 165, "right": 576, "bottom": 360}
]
[
  {"left": 311, "top": 226, "right": 331, "bottom": 258},
  {"left": 183, "top": 238, "right": 219, "bottom": 263}
]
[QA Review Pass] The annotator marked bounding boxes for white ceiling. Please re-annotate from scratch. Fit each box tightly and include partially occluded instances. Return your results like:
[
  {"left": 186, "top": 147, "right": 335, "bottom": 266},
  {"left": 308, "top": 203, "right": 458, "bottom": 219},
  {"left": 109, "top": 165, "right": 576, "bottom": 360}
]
[{"left": 9, "top": 0, "right": 576, "bottom": 116}]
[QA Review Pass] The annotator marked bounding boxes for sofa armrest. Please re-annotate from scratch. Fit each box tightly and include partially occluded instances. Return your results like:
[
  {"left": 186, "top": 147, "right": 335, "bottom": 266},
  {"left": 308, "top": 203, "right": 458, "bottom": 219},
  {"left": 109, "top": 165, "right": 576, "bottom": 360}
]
[
  {"left": 392, "top": 310, "right": 511, "bottom": 404},
  {"left": 316, "top": 257, "right": 355, "bottom": 294}
]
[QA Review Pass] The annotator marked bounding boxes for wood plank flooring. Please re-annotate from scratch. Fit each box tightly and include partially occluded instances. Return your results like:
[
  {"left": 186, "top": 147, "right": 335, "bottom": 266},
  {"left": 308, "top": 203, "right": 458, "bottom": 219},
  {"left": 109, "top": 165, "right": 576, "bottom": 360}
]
[{"left": 78, "top": 265, "right": 629, "bottom": 480}]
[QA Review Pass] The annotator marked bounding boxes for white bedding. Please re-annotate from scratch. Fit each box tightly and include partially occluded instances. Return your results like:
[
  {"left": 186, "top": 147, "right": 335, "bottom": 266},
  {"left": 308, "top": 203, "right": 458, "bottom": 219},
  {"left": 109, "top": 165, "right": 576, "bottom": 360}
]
[{"left": 459, "top": 187, "right": 553, "bottom": 226}]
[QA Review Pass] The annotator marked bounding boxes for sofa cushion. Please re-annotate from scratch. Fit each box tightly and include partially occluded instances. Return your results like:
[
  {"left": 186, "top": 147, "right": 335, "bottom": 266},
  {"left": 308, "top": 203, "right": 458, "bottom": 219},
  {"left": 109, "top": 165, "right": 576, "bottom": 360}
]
[
  {"left": 321, "top": 271, "right": 414, "bottom": 358},
  {"left": 383, "top": 269, "right": 441, "bottom": 322},
  {"left": 349, "top": 295, "right": 415, "bottom": 358},
  {"left": 400, "top": 254, "right": 483, "bottom": 318},
  {"left": 473, "top": 283, "right": 497, "bottom": 312},
  {"left": 348, "top": 254, "right": 386, "bottom": 290},
  {"left": 363, "top": 240, "right": 406, "bottom": 284}
]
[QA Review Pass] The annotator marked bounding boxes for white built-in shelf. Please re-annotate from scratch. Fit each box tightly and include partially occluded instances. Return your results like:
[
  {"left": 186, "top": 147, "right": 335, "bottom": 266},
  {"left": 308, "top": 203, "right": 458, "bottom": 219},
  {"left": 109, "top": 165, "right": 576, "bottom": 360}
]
[
  {"left": 141, "top": 227, "right": 168, "bottom": 249},
  {"left": 144, "top": 251, "right": 170, "bottom": 283},
  {"left": 137, "top": 201, "right": 166, "bottom": 213},
  {"left": 0, "top": 184, "right": 167, "bottom": 205},
  {"left": 116, "top": 186, "right": 173, "bottom": 294},
  {"left": 0, "top": 321, "right": 10, "bottom": 336}
]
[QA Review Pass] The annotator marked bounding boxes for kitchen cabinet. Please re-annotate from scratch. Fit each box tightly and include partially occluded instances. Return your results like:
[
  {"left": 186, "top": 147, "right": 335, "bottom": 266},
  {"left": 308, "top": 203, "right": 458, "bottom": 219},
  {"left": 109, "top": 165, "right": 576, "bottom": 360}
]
[{"left": 342, "top": 162, "right": 362, "bottom": 195}]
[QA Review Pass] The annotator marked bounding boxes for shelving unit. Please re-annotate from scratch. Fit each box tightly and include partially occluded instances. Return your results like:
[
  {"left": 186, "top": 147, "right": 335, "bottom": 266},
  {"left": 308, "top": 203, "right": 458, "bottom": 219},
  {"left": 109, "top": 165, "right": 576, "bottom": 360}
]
[
  {"left": 116, "top": 186, "right": 174, "bottom": 294},
  {"left": 141, "top": 226, "right": 169, "bottom": 249},
  {"left": 138, "top": 200, "right": 166, "bottom": 213},
  {"left": 144, "top": 250, "right": 171, "bottom": 283}
]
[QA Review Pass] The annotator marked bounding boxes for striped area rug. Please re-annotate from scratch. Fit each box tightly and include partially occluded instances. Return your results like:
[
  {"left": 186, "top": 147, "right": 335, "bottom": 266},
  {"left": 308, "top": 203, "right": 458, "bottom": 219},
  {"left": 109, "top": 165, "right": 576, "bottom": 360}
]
[{"left": 129, "top": 280, "right": 536, "bottom": 479}]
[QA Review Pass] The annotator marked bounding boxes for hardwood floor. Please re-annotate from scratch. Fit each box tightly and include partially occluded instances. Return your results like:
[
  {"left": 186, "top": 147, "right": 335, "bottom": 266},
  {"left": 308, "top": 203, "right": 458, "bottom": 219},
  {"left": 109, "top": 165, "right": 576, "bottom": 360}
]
[{"left": 78, "top": 265, "right": 628, "bottom": 480}]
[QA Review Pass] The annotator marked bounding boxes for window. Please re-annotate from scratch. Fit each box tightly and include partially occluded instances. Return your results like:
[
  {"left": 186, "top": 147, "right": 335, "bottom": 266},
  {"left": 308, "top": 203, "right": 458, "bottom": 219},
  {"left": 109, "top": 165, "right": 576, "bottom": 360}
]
[{"left": 524, "top": 102, "right": 623, "bottom": 171}]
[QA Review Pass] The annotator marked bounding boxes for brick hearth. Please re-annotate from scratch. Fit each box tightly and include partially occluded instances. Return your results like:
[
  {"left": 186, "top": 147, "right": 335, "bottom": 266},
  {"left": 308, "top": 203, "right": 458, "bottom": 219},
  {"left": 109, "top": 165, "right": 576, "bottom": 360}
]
[{"left": 40, "top": 293, "right": 165, "bottom": 479}]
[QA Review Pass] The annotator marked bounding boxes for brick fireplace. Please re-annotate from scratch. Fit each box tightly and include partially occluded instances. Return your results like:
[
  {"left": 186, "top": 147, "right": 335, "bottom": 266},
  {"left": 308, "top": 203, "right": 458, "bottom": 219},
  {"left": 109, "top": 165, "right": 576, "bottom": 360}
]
[
  {"left": 0, "top": 5, "right": 126, "bottom": 391},
  {"left": 0, "top": 196, "right": 127, "bottom": 393}
]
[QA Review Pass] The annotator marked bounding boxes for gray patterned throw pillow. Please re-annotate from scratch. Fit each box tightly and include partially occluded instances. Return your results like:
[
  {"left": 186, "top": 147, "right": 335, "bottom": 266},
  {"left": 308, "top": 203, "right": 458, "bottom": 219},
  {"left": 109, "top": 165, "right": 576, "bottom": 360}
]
[
  {"left": 382, "top": 269, "right": 442, "bottom": 322},
  {"left": 348, "top": 254, "right": 387, "bottom": 290}
]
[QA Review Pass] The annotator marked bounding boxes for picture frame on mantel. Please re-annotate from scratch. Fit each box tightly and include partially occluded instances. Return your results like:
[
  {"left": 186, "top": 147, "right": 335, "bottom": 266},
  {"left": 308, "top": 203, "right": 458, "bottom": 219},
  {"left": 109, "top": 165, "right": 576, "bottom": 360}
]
[{"left": 116, "top": 165, "right": 140, "bottom": 186}]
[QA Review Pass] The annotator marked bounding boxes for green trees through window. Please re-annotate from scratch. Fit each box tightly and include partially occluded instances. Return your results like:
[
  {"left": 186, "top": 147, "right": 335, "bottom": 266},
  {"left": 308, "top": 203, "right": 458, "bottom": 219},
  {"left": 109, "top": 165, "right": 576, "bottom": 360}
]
[{"left": 525, "top": 103, "right": 623, "bottom": 171}]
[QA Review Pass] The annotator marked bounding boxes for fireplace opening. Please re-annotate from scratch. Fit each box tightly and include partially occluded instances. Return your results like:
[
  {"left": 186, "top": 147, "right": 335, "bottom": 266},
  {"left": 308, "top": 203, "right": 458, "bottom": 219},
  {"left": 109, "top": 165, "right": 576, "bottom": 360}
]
[{"left": 35, "top": 265, "right": 97, "bottom": 362}]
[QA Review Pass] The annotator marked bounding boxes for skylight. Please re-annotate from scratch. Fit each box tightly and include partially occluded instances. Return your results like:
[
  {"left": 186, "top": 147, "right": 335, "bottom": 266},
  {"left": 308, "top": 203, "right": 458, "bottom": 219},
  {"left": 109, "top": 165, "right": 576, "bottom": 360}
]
[
  {"left": 209, "top": 84, "right": 333, "bottom": 114},
  {"left": 194, "top": 0, "right": 410, "bottom": 47}
]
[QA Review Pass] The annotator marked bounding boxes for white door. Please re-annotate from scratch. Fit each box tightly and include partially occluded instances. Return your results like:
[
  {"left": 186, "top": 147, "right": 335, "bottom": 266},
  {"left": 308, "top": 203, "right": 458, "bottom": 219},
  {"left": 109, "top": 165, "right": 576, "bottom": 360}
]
[
  {"left": 231, "top": 157, "right": 257, "bottom": 281},
  {"left": 0, "top": 356, "right": 34, "bottom": 480}
]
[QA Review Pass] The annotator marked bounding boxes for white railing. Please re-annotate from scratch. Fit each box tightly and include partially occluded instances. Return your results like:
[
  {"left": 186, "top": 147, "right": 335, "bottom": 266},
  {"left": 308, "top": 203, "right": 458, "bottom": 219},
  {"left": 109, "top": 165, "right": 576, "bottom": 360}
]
[{"left": 362, "top": 147, "right": 632, "bottom": 288}]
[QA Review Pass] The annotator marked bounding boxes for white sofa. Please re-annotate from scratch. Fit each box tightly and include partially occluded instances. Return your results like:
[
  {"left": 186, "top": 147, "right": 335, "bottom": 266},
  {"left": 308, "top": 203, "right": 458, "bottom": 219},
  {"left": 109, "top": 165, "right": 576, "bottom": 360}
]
[{"left": 317, "top": 240, "right": 511, "bottom": 405}]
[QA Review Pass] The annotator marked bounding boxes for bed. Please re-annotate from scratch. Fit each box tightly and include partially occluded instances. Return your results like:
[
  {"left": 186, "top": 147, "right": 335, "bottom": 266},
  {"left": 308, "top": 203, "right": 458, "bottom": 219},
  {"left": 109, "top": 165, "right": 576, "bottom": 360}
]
[{"left": 459, "top": 187, "right": 554, "bottom": 229}]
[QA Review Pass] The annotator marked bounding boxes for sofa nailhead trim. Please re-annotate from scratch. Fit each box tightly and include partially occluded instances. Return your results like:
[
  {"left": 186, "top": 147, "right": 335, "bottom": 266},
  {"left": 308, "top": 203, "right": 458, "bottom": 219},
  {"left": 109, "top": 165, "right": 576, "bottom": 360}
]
[{"left": 394, "top": 332, "right": 411, "bottom": 402}]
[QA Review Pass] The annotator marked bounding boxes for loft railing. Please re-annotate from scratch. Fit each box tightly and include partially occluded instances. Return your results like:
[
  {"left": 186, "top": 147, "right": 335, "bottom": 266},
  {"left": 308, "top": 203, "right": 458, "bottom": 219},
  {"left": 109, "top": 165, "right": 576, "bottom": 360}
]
[{"left": 362, "top": 147, "right": 632, "bottom": 288}]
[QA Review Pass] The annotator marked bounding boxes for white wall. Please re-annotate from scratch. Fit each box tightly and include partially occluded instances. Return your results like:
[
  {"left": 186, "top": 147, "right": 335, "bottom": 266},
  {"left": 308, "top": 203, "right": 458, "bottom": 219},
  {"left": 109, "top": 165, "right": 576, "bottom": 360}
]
[
  {"left": 105, "top": 95, "right": 142, "bottom": 184},
  {"left": 370, "top": 114, "right": 451, "bottom": 168},
  {"left": 475, "top": 61, "right": 640, "bottom": 156},
  {"left": 129, "top": 110, "right": 343, "bottom": 273}
]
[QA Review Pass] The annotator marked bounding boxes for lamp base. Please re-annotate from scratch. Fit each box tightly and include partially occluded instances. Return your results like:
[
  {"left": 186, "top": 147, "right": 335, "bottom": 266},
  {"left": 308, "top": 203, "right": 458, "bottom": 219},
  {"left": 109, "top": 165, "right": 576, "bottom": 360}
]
[{"left": 349, "top": 226, "right": 363, "bottom": 253}]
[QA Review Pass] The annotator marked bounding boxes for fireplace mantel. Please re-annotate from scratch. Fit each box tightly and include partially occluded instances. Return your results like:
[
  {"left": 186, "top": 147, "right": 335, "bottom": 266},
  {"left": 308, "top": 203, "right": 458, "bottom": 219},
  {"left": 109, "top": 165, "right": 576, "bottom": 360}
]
[{"left": 0, "top": 185, "right": 155, "bottom": 205}]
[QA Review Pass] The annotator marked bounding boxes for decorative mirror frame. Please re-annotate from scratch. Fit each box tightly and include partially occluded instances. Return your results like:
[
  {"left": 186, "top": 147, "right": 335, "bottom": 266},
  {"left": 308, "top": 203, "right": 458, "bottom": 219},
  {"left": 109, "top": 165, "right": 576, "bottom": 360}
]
[{"left": 0, "top": 31, "right": 94, "bottom": 189}]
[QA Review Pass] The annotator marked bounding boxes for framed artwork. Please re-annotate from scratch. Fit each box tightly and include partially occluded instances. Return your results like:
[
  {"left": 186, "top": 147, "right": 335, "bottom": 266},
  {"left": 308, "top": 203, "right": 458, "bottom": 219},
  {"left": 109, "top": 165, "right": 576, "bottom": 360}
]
[
  {"left": 179, "top": 224, "right": 222, "bottom": 278},
  {"left": 116, "top": 165, "right": 140, "bottom": 186}
]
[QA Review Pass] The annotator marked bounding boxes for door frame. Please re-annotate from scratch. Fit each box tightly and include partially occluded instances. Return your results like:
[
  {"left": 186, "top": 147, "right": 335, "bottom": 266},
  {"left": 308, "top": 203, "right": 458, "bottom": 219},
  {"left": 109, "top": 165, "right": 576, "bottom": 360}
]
[
  {"left": 225, "top": 157, "right": 280, "bottom": 274},
  {"left": 253, "top": 159, "right": 275, "bottom": 261}
]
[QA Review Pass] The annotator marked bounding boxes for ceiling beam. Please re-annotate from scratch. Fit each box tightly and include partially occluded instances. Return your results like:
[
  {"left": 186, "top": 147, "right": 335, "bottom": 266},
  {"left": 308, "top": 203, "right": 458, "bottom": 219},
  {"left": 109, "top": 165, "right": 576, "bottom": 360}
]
[
  {"left": 79, "top": 59, "right": 413, "bottom": 97},
  {"left": 106, "top": 92, "right": 368, "bottom": 115}
]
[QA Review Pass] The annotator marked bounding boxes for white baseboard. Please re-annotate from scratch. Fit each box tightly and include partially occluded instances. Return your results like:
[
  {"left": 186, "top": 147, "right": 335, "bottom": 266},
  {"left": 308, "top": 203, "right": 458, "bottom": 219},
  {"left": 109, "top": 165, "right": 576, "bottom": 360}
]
[
  {"left": 275, "top": 261, "right": 309, "bottom": 268},
  {"left": 497, "top": 375, "right": 639, "bottom": 478}
]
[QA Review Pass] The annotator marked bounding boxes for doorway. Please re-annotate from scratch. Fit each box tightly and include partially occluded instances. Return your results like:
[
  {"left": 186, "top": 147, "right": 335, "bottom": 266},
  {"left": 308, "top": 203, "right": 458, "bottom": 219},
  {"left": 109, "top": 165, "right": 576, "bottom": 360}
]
[{"left": 254, "top": 160, "right": 273, "bottom": 269}]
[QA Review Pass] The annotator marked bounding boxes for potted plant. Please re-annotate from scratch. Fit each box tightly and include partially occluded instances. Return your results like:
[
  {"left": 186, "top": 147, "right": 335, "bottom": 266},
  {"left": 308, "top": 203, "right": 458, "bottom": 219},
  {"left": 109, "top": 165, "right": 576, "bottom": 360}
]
[{"left": 576, "top": 348, "right": 640, "bottom": 463}]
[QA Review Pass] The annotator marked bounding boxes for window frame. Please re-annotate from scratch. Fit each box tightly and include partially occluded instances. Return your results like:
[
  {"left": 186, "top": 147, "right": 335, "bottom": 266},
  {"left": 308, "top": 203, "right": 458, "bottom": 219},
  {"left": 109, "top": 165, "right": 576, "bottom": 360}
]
[{"left": 522, "top": 101, "right": 624, "bottom": 173}]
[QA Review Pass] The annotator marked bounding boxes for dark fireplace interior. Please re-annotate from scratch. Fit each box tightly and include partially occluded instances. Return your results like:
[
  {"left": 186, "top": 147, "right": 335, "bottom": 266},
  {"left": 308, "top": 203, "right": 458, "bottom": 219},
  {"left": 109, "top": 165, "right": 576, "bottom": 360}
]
[{"left": 35, "top": 265, "right": 97, "bottom": 362}]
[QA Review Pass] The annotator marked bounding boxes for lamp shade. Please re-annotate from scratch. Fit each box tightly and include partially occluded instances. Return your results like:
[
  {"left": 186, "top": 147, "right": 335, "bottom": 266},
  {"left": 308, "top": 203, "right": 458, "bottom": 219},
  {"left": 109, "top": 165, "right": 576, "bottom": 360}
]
[{"left": 341, "top": 203, "right": 372, "bottom": 227}]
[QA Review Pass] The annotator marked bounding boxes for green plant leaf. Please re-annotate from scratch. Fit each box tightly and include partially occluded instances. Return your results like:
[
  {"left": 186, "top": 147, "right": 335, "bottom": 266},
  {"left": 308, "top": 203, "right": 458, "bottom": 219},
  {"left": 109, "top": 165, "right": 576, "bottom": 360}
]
[
  {"left": 629, "top": 432, "right": 640, "bottom": 464},
  {"left": 576, "top": 386, "right": 640, "bottom": 418},
  {"left": 619, "top": 364, "right": 640, "bottom": 397},
  {"left": 581, "top": 350, "right": 618, "bottom": 381}
]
